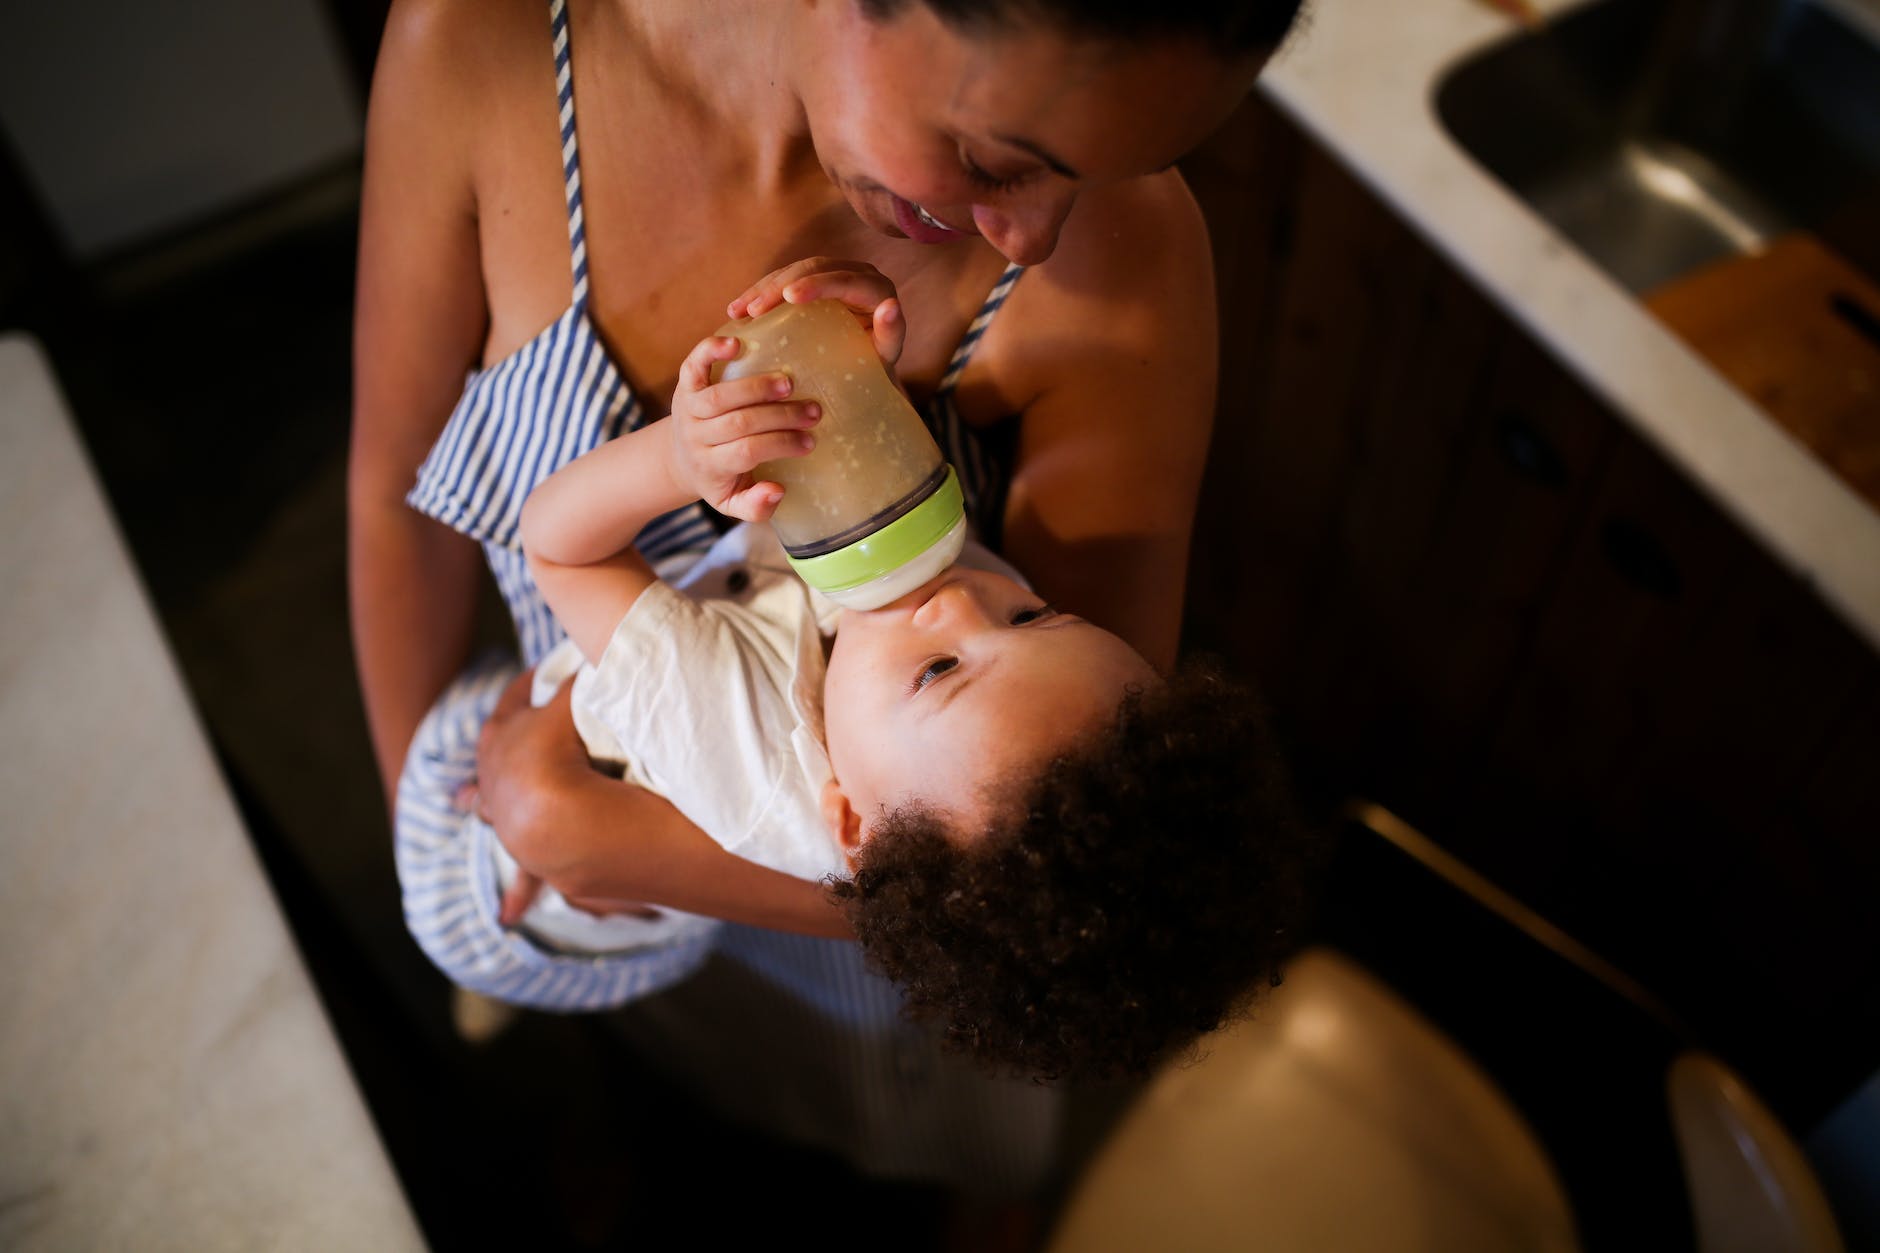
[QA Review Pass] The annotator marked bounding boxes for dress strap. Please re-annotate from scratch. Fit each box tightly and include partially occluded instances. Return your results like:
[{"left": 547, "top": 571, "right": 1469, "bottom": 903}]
[
  {"left": 936, "top": 262, "right": 1025, "bottom": 394},
  {"left": 549, "top": 0, "right": 591, "bottom": 308}
]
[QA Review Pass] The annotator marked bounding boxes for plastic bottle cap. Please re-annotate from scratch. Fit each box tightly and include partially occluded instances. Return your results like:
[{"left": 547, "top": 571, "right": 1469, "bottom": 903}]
[{"left": 786, "top": 466, "right": 966, "bottom": 608}]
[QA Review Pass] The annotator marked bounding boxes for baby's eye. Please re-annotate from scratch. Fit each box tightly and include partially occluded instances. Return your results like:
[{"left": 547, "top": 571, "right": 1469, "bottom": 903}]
[
  {"left": 1011, "top": 604, "right": 1056, "bottom": 625},
  {"left": 911, "top": 656, "right": 958, "bottom": 693}
]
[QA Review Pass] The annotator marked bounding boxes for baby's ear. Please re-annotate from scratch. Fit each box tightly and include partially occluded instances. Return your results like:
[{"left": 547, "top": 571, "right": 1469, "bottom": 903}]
[{"left": 820, "top": 777, "right": 866, "bottom": 870}]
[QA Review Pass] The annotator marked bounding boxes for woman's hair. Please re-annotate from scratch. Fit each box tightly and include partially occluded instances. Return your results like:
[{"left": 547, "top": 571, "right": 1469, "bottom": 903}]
[
  {"left": 858, "top": 0, "right": 1306, "bottom": 55},
  {"left": 829, "top": 658, "right": 1324, "bottom": 1084}
]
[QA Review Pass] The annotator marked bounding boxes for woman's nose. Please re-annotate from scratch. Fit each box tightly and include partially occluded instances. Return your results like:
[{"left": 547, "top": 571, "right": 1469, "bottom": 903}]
[{"left": 972, "top": 190, "right": 1076, "bottom": 266}]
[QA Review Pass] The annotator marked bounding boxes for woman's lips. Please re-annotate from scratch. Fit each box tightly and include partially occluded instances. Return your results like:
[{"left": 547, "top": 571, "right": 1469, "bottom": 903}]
[{"left": 890, "top": 194, "right": 973, "bottom": 244}]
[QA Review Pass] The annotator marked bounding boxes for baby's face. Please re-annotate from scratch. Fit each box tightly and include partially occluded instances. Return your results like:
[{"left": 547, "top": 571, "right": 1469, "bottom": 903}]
[{"left": 820, "top": 566, "right": 1157, "bottom": 852}]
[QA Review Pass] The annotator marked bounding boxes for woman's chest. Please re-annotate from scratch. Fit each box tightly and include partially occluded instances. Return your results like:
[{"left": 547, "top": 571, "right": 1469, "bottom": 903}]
[{"left": 472, "top": 73, "right": 1013, "bottom": 415}]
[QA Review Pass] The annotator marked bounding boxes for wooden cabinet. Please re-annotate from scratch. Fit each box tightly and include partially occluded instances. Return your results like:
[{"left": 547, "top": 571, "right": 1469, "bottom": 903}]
[{"left": 1181, "top": 95, "right": 1880, "bottom": 1128}]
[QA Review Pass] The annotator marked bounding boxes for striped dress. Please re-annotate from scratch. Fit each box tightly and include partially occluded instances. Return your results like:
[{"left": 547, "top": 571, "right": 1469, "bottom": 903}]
[{"left": 393, "top": 0, "right": 1059, "bottom": 1193}]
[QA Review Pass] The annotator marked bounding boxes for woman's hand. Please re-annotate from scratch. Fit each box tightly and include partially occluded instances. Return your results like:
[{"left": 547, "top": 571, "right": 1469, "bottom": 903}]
[
  {"left": 726, "top": 257, "right": 907, "bottom": 373},
  {"left": 466, "top": 671, "right": 589, "bottom": 869},
  {"left": 465, "top": 673, "right": 659, "bottom": 921},
  {"left": 665, "top": 335, "right": 822, "bottom": 523}
]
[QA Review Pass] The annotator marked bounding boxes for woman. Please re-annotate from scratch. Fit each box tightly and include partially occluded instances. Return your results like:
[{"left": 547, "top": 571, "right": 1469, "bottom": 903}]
[{"left": 351, "top": 0, "right": 1302, "bottom": 1194}]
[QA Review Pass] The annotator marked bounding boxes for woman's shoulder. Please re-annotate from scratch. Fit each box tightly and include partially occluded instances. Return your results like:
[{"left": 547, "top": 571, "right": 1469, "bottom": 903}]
[
  {"left": 374, "top": 0, "right": 552, "bottom": 127},
  {"left": 970, "top": 170, "right": 1216, "bottom": 414},
  {"left": 370, "top": 0, "right": 571, "bottom": 258},
  {"left": 1029, "top": 171, "right": 1213, "bottom": 322}
]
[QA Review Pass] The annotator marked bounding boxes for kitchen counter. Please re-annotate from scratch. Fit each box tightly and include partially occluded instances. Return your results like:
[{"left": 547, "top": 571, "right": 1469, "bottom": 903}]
[
  {"left": 0, "top": 334, "right": 424, "bottom": 1251},
  {"left": 1258, "top": 0, "right": 1880, "bottom": 652}
]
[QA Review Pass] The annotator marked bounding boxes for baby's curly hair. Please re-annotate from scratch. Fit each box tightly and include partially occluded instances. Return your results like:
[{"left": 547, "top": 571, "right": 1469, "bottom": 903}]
[{"left": 829, "top": 658, "right": 1319, "bottom": 1083}]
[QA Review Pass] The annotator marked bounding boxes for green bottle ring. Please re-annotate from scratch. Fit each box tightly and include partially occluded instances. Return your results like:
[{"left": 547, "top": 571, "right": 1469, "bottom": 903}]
[{"left": 785, "top": 466, "right": 965, "bottom": 594}]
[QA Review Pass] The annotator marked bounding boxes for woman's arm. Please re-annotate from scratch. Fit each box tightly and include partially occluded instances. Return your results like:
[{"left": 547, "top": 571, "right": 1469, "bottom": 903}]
[
  {"left": 989, "top": 170, "right": 1220, "bottom": 673},
  {"left": 349, "top": 0, "right": 495, "bottom": 800}
]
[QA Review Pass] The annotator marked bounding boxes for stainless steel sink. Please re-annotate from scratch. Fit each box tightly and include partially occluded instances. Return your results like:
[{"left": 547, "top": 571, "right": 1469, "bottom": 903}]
[{"left": 1436, "top": 0, "right": 1880, "bottom": 293}]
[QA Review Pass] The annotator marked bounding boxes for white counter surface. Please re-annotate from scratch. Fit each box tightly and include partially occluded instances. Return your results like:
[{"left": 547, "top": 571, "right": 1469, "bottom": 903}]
[
  {"left": 1260, "top": 0, "right": 1880, "bottom": 652},
  {"left": 0, "top": 334, "right": 425, "bottom": 1251}
]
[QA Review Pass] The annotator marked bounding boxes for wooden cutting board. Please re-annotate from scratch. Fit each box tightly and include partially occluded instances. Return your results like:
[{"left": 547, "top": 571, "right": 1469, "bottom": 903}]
[{"left": 1647, "top": 232, "right": 1880, "bottom": 514}]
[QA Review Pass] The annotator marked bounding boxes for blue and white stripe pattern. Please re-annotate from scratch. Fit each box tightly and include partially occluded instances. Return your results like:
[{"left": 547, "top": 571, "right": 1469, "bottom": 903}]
[
  {"left": 926, "top": 261, "right": 1024, "bottom": 548},
  {"left": 395, "top": 653, "right": 716, "bottom": 1008},
  {"left": 556, "top": 3, "right": 589, "bottom": 310}
]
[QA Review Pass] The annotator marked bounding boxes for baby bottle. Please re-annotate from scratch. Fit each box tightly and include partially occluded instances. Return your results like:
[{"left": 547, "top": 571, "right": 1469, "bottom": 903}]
[{"left": 711, "top": 298, "right": 965, "bottom": 609}]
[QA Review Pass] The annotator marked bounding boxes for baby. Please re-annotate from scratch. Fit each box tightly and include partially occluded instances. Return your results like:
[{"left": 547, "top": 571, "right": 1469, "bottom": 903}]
[{"left": 402, "top": 295, "right": 1314, "bottom": 1082}]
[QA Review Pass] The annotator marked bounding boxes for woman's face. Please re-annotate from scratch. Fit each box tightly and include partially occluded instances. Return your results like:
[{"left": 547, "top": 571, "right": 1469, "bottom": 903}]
[{"left": 796, "top": 2, "right": 1269, "bottom": 266}]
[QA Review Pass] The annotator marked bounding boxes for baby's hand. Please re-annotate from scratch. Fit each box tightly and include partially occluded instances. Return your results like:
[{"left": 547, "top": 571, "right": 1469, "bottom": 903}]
[
  {"left": 666, "top": 335, "right": 821, "bottom": 523},
  {"left": 727, "top": 257, "right": 906, "bottom": 374}
]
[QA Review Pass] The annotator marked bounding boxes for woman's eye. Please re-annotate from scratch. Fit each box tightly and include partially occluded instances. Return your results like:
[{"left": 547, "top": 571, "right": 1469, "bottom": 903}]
[
  {"left": 911, "top": 656, "right": 958, "bottom": 693},
  {"left": 959, "top": 149, "right": 1028, "bottom": 194},
  {"left": 1011, "top": 604, "right": 1056, "bottom": 625}
]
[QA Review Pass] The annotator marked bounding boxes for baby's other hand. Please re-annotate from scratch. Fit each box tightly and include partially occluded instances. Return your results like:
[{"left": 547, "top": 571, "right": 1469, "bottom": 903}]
[
  {"left": 667, "top": 335, "right": 820, "bottom": 523},
  {"left": 726, "top": 257, "right": 906, "bottom": 373}
]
